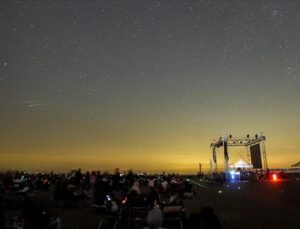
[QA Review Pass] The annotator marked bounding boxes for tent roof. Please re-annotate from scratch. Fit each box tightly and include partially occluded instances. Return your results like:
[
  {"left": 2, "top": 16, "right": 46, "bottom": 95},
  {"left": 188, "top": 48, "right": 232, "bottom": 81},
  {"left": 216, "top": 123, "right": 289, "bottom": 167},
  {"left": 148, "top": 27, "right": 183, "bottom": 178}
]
[
  {"left": 230, "top": 159, "right": 253, "bottom": 168},
  {"left": 291, "top": 161, "right": 300, "bottom": 168}
]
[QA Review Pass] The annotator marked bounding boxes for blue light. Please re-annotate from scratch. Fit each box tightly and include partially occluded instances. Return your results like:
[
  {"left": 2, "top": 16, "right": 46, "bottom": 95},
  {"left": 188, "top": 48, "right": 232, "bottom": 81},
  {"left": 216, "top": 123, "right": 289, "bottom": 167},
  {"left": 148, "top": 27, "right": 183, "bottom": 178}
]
[{"left": 231, "top": 174, "right": 235, "bottom": 180}]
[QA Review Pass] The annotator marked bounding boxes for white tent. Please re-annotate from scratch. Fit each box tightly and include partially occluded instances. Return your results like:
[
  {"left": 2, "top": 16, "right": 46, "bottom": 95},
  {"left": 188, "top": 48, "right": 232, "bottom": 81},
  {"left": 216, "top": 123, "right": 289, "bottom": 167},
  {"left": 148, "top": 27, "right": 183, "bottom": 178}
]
[
  {"left": 286, "top": 161, "right": 300, "bottom": 174},
  {"left": 230, "top": 159, "right": 253, "bottom": 169},
  {"left": 291, "top": 161, "right": 300, "bottom": 168}
]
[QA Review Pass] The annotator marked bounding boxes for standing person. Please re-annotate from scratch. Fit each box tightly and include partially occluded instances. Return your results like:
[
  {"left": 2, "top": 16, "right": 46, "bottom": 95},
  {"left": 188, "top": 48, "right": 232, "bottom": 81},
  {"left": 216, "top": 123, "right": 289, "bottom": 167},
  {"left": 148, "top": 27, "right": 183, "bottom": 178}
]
[
  {"left": 148, "top": 187, "right": 160, "bottom": 207},
  {"left": 112, "top": 168, "right": 121, "bottom": 189},
  {"left": 90, "top": 171, "right": 97, "bottom": 188},
  {"left": 83, "top": 171, "right": 91, "bottom": 190},
  {"left": 74, "top": 169, "right": 82, "bottom": 186},
  {"left": 126, "top": 170, "right": 135, "bottom": 191}
]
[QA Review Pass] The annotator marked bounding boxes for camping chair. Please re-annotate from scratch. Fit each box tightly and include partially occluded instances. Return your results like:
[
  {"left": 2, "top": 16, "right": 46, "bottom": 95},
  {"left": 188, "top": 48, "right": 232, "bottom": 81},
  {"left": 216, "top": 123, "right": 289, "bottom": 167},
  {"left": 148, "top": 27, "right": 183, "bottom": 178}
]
[
  {"left": 128, "top": 206, "right": 151, "bottom": 228},
  {"left": 96, "top": 205, "right": 122, "bottom": 229},
  {"left": 162, "top": 205, "right": 184, "bottom": 229},
  {"left": 9, "top": 186, "right": 30, "bottom": 207},
  {"left": 183, "top": 187, "right": 195, "bottom": 199},
  {"left": 127, "top": 195, "right": 152, "bottom": 228}
]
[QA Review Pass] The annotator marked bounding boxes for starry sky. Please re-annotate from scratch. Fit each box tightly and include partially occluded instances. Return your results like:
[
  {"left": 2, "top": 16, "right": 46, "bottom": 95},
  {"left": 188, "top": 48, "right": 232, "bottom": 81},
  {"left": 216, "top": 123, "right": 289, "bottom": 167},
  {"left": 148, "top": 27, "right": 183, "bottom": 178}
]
[{"left": 0, "top": 0, "right": 299, "bottom": 173}]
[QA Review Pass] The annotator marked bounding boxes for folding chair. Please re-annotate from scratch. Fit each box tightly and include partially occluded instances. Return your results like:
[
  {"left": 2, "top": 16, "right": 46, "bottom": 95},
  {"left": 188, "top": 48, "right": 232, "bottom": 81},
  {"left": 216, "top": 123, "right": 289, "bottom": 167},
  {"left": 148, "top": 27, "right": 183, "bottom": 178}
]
[
  {"left": 128, "top": 206, "right": 151, "bottom": 228},
  {"left": 162, "top": 205, "right": 184, "bottom": 229},
  {"left": 96, "top": 205, "right": 122, "bottom": 229}
]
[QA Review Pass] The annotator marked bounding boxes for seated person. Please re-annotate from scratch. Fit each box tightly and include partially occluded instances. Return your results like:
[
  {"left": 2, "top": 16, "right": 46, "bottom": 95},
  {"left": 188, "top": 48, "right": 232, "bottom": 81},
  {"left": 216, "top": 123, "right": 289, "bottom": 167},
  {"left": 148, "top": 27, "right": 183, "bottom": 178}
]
[{"left": 144, "top": 208, "right": 163, "bottom": 229}]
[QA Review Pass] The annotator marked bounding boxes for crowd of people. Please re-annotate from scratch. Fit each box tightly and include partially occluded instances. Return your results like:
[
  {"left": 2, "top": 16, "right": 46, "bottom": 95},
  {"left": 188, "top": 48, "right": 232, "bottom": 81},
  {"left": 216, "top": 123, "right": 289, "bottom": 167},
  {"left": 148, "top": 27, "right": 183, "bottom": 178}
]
[{"left": 0, "top": 169, "right": 221, "bottom": 229}]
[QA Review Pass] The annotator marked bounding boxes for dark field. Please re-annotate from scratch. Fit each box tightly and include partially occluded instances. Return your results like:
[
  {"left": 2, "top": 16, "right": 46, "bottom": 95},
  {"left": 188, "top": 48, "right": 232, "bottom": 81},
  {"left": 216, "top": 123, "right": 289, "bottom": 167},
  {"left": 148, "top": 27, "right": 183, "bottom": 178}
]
[
  {"left": 4, "top": 179, "right": 300, "bottom": 229},
  {"left": 189, "top": 179, "right": 300, "bottom": 229}
]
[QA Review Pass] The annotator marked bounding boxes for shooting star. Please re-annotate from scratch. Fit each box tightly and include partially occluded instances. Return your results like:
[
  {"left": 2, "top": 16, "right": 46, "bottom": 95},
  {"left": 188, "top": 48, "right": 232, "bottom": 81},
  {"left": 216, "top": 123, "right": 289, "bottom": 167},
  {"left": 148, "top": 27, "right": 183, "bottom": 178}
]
[{"left": 18, "top": 100, "right": 46, "bottom": 109}]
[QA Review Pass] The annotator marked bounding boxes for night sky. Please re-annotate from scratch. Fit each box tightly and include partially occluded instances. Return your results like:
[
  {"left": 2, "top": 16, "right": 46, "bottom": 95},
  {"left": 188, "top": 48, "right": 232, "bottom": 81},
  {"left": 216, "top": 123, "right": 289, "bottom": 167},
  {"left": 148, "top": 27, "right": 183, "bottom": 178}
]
[{"left": 0, "top": 0, "right": 299, "bottom": 173}]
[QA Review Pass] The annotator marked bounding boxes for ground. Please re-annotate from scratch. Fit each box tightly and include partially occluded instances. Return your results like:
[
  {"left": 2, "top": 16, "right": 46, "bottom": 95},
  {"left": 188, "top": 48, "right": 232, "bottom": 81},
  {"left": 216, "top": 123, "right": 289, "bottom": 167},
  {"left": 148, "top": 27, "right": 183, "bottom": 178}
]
[{"left": 4, "top": 178, "right": 300, "bottom": 229}]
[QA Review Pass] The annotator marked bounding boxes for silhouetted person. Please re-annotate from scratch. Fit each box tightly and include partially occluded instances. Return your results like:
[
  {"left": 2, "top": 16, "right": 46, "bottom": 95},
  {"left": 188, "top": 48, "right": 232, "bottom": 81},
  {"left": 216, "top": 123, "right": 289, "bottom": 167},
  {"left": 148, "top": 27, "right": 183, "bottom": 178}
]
[
  {"left": 0, "top": 207, "right": 4, "bottom": 229},
  {"left": 0, "top": 184, "right": 4, "bottom": 229},
  {"left": 94, "top": 176, "right": 111, "bottom": 205},
  {"left": 188, "top": 207, "right": 221, "bottom": 229},
  {"left": 23, "top": 196, "right": 50, "bottom": 229},
  {"left": 201, "top": 207, "right": 221, "bottom": 229},
  {"left": 144, "top": 208, "right": 163, "bottom": 229},
  {"left": 83, "top": 171, "right": 91, "bottom": 189},
  {"left": 74, "top": 168, "right": 82, "bottom": 186},
  {"left": 112, "top": 168, "right": 121, "bottom": 188},
  {"left": 148, "top": 187, "right": 160, "bottom": 207},
  {"left": 188, "top": 212, "right": 204, "bottom": 229},
  {"left": 126, "top": 170, "right": 135, "bottom": 190}
]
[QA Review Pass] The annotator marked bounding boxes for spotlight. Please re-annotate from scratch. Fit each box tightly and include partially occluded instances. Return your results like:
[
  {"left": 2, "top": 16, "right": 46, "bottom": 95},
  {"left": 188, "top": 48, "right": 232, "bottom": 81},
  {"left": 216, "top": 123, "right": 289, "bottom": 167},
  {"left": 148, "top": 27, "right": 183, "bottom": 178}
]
[{"left": 229, "top": 171, "right": 235, "bottom": 180}]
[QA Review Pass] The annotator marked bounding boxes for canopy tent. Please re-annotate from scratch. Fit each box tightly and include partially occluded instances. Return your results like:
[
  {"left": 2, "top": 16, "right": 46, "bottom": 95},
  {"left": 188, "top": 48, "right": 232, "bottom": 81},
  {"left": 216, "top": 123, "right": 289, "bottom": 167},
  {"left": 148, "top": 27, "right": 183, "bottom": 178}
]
[
  {"left": 230, "top": 159, "right": 253, "bottom": 169},
  {"left": 291, "top": 161, "right": 300, "bottom": 168}
]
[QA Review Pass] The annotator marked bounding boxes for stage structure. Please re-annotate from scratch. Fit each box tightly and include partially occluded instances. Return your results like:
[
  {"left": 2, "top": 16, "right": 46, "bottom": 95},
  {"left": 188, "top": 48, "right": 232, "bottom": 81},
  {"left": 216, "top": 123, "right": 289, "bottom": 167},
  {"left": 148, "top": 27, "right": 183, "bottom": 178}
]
[{"left": 210, "top": 133, "right": 268, "bottom": 173}]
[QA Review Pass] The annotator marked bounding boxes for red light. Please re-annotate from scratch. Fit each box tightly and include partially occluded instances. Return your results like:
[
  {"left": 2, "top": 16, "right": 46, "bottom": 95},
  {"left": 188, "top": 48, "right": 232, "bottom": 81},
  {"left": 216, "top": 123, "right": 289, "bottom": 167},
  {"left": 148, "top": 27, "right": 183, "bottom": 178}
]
[{"left": 272, "top": 174, "right": 277, "bottom": 181}]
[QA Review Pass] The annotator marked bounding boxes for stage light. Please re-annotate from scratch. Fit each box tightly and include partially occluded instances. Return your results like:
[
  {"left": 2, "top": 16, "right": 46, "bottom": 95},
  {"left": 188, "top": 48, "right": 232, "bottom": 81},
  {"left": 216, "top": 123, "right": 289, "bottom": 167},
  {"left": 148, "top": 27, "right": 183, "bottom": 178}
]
[
  {"left": 229, "top": 170, "right": 235, "bottom": 180},
  {"left": 272, "top": 174, "right": 277, "bottom": 181}
]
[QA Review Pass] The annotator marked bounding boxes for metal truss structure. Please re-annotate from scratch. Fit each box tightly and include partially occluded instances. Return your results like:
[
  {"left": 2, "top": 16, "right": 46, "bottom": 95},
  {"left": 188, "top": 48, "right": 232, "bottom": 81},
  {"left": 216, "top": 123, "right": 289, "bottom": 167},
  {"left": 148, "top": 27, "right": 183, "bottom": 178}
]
[{"left": 210, "top": 133, "right": 268, "bottom": 173}]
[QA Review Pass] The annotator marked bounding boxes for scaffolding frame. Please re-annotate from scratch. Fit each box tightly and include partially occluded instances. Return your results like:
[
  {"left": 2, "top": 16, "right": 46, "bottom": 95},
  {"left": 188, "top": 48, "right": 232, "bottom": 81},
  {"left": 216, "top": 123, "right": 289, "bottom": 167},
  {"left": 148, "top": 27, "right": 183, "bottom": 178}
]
[{"left": 210, "top": 133, "right": 268, "bottom": 173}]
